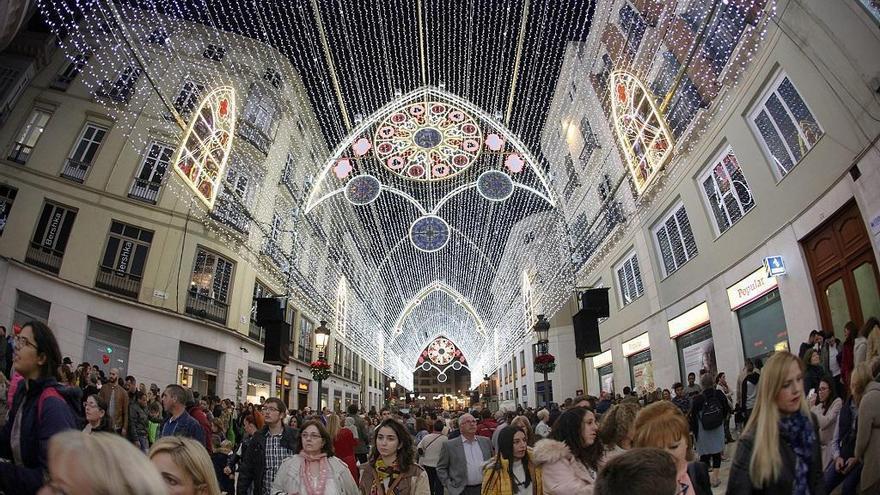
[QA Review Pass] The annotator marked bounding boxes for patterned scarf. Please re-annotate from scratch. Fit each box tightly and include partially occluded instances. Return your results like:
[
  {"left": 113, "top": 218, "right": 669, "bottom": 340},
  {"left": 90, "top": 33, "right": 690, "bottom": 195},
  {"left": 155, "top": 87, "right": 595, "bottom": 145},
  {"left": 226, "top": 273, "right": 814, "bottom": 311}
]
[
  {"left": 299, "top": 452, "right": 329, "bottom": 495},
  {"left": 778, "top": 411, "right": 816, "bottom": 495},
  {"left": 370, "top": 458, "right": 402, "bottom": 495}
]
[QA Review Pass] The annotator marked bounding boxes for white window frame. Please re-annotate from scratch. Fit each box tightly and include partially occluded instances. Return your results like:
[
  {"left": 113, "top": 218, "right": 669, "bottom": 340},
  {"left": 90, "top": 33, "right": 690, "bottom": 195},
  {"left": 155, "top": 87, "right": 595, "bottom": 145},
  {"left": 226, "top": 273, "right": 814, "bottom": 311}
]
[
  {"left": 652, "top": 202, "right": 698, "bottom": 278},
  {"left": 697, "top": 145, "right": 756, "bottom": 236},
  {"left": 614, "top": 250, "right": 644, "bottom": 307},
  {"left": 13, "top": 108, "right": 52, "bottom": 152},
  {"left": 748, "top": 70, "right": 823, "bottom": 179}
]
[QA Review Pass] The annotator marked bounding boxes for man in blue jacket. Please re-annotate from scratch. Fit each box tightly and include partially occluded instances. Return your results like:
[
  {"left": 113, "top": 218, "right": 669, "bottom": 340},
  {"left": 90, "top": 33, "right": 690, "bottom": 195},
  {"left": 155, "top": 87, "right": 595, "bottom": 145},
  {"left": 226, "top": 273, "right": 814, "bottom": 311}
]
[{"left": 158, "top": 384, "right": 206, "bottom": 444}]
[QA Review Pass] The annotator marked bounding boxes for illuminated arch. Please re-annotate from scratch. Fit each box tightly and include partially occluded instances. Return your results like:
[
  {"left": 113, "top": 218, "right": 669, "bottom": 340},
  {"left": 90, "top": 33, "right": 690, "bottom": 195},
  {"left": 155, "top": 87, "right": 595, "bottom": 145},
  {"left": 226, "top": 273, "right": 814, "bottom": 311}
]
[
  {"left": 390, "top": 281, "right": 487, "bottom": 338},
  {"left": 172, "top": 86, "right": 236, "bottom": 209},
  {"left": 609, "top": 71, "right": 674, "bottom": 195}
]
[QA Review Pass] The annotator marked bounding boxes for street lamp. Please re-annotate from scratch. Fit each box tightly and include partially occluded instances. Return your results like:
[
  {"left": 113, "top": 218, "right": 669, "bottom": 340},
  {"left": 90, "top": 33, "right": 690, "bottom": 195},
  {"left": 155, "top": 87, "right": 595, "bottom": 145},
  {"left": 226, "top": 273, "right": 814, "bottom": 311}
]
[
  {"left": 533, "top": 314, "right": 551, "bottom": 409},
  {"left": 311, "top": 320, "right": 331, "bottom": 411}
]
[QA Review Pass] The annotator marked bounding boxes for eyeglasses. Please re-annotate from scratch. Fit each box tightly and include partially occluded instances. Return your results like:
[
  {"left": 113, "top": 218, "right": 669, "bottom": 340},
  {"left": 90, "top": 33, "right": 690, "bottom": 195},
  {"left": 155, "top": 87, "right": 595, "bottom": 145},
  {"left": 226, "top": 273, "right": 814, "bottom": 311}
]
[
  {"left": 263, "top": 407, "right": 280, "bottom": 413},
  {"left": 13, "top": 335, "right": 36, "bottom": 350}
]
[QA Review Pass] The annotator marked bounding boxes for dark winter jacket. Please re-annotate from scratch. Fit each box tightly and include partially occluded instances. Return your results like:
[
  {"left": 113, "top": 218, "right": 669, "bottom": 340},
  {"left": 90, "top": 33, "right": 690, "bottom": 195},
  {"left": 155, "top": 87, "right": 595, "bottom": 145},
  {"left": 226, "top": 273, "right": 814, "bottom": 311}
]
[
  {"left": 726, "top": 414, "right": 826, "bottom": 495},
  {"left": 0, "top": 378, "right": 77, "bottom": 494},
  {"left": 236, "top": 426, "right": 300, "bottom": 495},
  {"left": 128, "top": 401, "right": 149, "bottom": 439},
  {"left": 187, "top": 404, "right": 213, "bottom": 453}
]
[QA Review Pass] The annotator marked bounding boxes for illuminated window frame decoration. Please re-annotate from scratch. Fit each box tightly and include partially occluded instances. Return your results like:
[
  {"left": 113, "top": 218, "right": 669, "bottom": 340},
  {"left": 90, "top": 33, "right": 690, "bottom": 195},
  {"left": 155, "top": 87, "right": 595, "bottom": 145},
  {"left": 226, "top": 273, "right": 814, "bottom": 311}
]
[
  {"left": 609, "top": 71, "right": 674, "bottom": 195},
  {"left": 523, "top": 270, "right": 535, "bottom": 334},
  {"left": 417, "top": 336, "right": 469, "bottom": 381},
  {"left": 171, "top": 86, "right": 236, "bottom": 209}
]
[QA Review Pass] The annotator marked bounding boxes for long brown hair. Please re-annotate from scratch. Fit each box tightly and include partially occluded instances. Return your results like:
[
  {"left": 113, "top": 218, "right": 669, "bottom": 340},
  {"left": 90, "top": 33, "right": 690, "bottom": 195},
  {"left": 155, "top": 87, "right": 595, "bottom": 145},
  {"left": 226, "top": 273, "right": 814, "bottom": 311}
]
[
  {"left": 549, "top": 407, "right": 604, "bottom": 471},
  {"left": 369, "top": 419, "right": 415, "bottom": 470}
]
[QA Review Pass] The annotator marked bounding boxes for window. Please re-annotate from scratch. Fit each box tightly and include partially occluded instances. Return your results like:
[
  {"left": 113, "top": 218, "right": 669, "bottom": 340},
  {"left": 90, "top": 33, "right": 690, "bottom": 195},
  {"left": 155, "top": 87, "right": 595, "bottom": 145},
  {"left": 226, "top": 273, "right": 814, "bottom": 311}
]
[
  {"left": 211, "top": 167, "right": 252, "bottom": 233},
  {"left": 174, "top": 81, "right": 205, "bottom": 116},
  {"left": 619, "top": 3, "right": 647, "bottom": 54},
  {"left": 520, "top": 350, "right": 526, "bottom": 375},
  {"left": 242, "top": 93, "right": 275, "bottom": 133},
  {"left": 97, "top": 66, "right": 140, "bottom": 102},
  {"left": 298, "top": 317, "right": 314, "bottom": 362},
  {"left": 579, "top": 116, "right": 598, "bottom": 164},
  {"left": 52, "top": 54, "right": 88, "bottom": 90},
  {"left": 281, "top": 152, "right": 296, "bottom": 189},
  {"left": 653, "top": 203, "right": 698, "bottom": 277},
  {"left": 263, "top": 69, "right": 283, "bottom": 89},
  {"left": 26, "top": 202, "right": 77, "bottom": 274},
  {"left": 250, "top": 281, "right": 272, "bottom": 343},
  {"left": 616, "top": 251, "right": 644, "bottom": 306},
  {"left": 147, "top": 28, "right": 168, "bottom": 45},
  {"left": 334, "top": 340, "right": 344, "bottom": 374},
  {"left": 651, "top": 51, "right": 703, "bottom": 138},
  {"left": 0, "top": 185, "right": 17, "bottom": 236},
  {"left": 9, "top": 108, "right": 51, "bottom": 164},
  {"left": 189, "top": 248, "right": 233, "bottom": 303},
  {"left": 61, "top": 123, "right": 107, "bottom": 182},
  {"left": 699, "top": 147, "right": 755, "bottom": 234},
  {"left": 13, "top": 290, "right": 50, "bottom": 327},
  {"left": 750, "top": 73, "right": 822, "bottom": 177},
  {"left": 96, "top": 221, "right": 153, "bottom": 298},
  {"left": 595, "top": 53, "right": 613, "bottom": 93},
  {"left": 682, "top": 0, "right": 750, "bottom": 72},
  {"left": 128, "top": 142, "right": 173, "bottom": 204},
  {"left": 203, "top": 44, "right": 226, "bottom": 61}
]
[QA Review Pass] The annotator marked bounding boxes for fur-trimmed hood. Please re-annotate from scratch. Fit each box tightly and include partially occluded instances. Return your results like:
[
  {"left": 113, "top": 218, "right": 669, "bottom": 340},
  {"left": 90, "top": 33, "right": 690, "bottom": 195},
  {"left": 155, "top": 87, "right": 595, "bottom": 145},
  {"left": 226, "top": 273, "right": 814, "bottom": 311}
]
[{"left": 531, "top": 438, "right": 573, "bottom": 466}]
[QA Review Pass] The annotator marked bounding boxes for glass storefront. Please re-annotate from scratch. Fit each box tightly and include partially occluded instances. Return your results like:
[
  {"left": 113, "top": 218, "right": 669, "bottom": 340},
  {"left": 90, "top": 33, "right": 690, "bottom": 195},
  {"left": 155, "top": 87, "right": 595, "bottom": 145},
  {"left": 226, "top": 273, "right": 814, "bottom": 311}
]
[
  {"left": 598, "top": 364, "right": 614, "bottom": 394},
  {"left": 676, "top": 325, "right": 717, "bottom": 382},
  {"left": 177, "top": 342, "right": 220, "bottom": 397},
  {"left": 247, "top": 367, "right": 272, "bottom": 405},
  {"left": 628, "top": 350, "right": 654, "bottom": 394},
  {"left": 737, "top": 289, "right": 788, "bottom": 362}
]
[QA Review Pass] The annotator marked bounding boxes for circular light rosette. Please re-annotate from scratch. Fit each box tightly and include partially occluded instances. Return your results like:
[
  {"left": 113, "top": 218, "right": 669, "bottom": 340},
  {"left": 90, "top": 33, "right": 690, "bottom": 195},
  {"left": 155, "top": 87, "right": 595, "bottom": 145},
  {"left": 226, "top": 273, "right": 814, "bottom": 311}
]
[
  {"left": 409, "top": 215, "right": 450, "bottom": 252},
  {"left": 476, "top": 170, "right": 514, "bottom": 202},
  {"left": 437, "top": 373, "right": 448, "bottom": 383},
  {"left": 344, "top": 174, "right": 382, "bottom": 206},
  {"left": 374, "top": 101, "right": 483, "bottom": 181}
]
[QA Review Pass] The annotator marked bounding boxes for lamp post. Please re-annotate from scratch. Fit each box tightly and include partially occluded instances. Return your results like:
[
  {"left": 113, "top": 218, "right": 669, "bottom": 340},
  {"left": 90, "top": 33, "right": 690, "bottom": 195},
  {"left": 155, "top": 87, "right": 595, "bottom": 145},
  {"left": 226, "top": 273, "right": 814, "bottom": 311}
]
[
  {"left": 533, "top": 314, "right": 551, "bottom": 409},
  {"left": 312, "top": 320, "right": 331, "bottom": 412},
  {"left": 389, "top": 376, "right": 397, "bottom": 404}
]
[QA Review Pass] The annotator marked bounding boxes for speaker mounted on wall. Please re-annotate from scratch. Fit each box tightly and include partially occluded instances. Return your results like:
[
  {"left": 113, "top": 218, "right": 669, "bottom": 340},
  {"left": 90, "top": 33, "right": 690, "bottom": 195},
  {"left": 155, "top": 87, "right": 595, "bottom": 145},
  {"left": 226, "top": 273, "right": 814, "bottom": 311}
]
[
  {"left": 262, "top": 320, "right": 291, "bottom": 366},
  {"left": 572, "top": 309, "right": 602, "bottom": 359},
  {"left": 580, "top": 288, "right": 610, "bottom": 318}
]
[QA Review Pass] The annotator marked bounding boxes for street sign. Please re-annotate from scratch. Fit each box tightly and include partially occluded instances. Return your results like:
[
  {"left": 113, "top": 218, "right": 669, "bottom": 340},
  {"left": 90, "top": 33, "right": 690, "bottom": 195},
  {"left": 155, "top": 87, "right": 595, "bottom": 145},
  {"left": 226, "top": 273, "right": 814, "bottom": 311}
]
[{"left": 763, "top": 256, "right": 786, "bottom": 277}]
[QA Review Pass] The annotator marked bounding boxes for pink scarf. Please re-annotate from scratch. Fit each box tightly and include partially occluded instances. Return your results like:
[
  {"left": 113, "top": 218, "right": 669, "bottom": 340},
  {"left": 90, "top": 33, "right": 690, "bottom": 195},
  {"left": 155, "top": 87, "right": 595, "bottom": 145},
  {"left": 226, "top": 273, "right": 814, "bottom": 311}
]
[{"left": 299, "top": 452, "right": 330, "bottom": 495}]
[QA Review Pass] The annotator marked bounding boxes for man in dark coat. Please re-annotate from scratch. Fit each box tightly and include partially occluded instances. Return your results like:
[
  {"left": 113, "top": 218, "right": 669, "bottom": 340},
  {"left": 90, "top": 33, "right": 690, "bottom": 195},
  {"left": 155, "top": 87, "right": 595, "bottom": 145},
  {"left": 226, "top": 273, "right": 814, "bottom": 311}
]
[{"left": 237, "top": 398, "right": 299, "bottom": 495}]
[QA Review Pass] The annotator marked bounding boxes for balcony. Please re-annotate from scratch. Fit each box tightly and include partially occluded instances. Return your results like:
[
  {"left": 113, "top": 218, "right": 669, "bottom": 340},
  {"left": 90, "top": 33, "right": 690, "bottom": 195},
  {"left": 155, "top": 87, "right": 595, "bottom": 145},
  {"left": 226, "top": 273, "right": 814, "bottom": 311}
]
[
  {"left": 334, "top": 363, "right": 343, "bottom": 375},
  {"left": 51, "top": 75, "right": 74, "bottom": 91},
  {"left": 209, "top": 200, "right": 250, "bottom": 234},
  {"left": 237, "top": 119, "right": 271, "bottom": 155},
  {"left": 60, "top": 159, "right": 91, "bottom": 183},
  {"left": 25, "top": 242, "right": 63, "bottom": 274},
  {"left": 96, "top": 80, "right": 134, "bottom": 103},
  {"left": 185, "top": 290, "right": 229, "bottom": 325},
  {"left": 248, "top": 319, "right": 266, "bottom": 343},
  {"left": 7, "top": 142, "right": 32, "bottom": 164},
  {"left": 343, "top": 367, "right": 351, "bottom": 379},
  {"left": 95, "top": 267, "right": 141, "bottom": 299},
  {"left": 261, "top": 239, "right": 288, "bottom": 272},
  {"left": 128, "top": 178, "right": 161, "bottom": 204}
]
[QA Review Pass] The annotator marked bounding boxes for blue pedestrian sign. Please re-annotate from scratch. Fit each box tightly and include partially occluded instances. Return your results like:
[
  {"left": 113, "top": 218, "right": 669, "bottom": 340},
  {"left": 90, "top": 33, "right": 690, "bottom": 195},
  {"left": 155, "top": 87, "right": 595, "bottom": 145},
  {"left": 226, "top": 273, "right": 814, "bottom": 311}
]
[{"left": 763, "top": 256, "right": 786, "bottom": 277}]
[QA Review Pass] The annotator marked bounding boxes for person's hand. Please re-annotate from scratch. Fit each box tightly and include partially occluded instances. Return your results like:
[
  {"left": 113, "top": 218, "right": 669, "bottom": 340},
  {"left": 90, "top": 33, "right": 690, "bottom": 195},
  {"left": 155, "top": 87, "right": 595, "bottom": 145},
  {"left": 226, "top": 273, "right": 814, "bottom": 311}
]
[
  {"left": 844, "top": 457, "right": 859, "bottom": 474},
  {"left": 835, "top": 457, "right": 846, "bottom": 473},
  {"left": 223, "top": 466, "right": 232, "bottom": 476}
]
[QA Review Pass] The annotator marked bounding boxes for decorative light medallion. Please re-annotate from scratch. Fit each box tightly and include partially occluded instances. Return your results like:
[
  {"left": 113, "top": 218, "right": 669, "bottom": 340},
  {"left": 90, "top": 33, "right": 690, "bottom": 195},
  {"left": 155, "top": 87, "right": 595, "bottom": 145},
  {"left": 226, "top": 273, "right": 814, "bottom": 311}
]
[
  {"left": 172, "top": 86, "right": 236, "bottom": 209},
  {"left": 409, "top": 215, "right": 450, "bottom": 252},
  {"left": 608, "top": 71, "right": 674, "bottom": 195},
  {"left": 427, "top": 336, "right": 456, "bottom": 365},
  {"left": 344, "top": 174, "right": 382, "bottom": 206},
  {"left": 477, "top": 170, "right": 514, "bottom": 202},
  {"left": 374, "top": 101, "right": 483, "bottom": 181},
  {"left": 437, "top": 373, "right": 448, "bottom": 383}
]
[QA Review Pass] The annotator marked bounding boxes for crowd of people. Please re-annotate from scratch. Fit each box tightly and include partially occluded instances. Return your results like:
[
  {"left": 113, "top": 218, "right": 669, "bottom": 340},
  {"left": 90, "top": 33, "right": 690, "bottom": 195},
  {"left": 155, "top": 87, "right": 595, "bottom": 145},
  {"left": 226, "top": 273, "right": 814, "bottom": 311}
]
[{"left": 0, "top": 318, "right": 878, "bottom": 494}]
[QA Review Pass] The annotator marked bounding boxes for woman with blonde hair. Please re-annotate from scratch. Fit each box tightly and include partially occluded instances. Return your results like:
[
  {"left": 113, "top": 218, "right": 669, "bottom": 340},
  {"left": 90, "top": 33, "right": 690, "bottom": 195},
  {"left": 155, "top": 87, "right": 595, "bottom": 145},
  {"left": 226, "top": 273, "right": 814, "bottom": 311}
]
[
  {"left": 598, "top": 401, "right": 639, "bottom": 460},
  {"left": 510, "top": 415, "right": 536, "bottom": 446},
  {"left": 632, "top": 401, "right": 711, "bottom": 495},
  {"left": 40, "top": 430, "right": 167, "bottom": 495},
  {"left": 726, "top": 351, "right": 823, "bottom": 495},
  {"left": 149, "top": 436, "right": 221, "bottom": 495}
]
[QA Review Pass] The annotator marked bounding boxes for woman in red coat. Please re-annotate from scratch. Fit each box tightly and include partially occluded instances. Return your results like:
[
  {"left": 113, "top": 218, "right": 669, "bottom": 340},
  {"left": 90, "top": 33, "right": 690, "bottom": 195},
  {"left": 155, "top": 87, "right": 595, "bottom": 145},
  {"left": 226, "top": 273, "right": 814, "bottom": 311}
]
[{"left": 328, "top": 413, "right": 359, "bottom": 482}]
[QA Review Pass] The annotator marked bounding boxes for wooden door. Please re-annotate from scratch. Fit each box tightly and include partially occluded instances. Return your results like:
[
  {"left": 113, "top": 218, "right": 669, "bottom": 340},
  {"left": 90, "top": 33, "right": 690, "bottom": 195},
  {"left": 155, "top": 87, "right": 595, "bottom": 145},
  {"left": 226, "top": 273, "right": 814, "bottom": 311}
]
[{"left": 802, "top": 200, "right": 880, "bottom": 337}]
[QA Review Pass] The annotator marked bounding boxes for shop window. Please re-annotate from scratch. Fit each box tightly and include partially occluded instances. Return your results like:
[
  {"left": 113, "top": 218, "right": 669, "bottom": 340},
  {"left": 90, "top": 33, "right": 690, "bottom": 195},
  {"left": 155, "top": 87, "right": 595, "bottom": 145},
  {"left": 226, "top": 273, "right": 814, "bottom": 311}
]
[
  {"left": 96, "top": 221, "right": 153, "bottom": 299},
  {"left": 737, "top": 289, "right": 788, "bottom": 362},
  {"left": 615, "top": 251, "right": 644, "bottom": 306},
  {"left": 52, "top": 54, "right": 88, "bottom": 91},
  {"left": 750, "top": 73, "right": 822, "bottom": 178},
  {"left": 9, "top": 108, "right": 51, "bottom": 164},
  {"left": 700, "top": 147, "right": 755, "bottom": 234},
  {"left": 598, "top": 364, "right": 614, "bottom": 394},
  {"left": 129, "top": 142, "right": 173, "bottom": 204},
  {"left": 26, "top": 202, "right": 77, "bottom": 274},
  {"left": 676, "top": 325, "right": 717, "bottom": 383},
  {"left": 61, "top": 123, "right": 107, "bottom": 182},
  {"left": 628, "top": 349, "right": 654, "bottom": 394},
  {"left": 653, "top": 203, "right": 698, "bottom": 277}
]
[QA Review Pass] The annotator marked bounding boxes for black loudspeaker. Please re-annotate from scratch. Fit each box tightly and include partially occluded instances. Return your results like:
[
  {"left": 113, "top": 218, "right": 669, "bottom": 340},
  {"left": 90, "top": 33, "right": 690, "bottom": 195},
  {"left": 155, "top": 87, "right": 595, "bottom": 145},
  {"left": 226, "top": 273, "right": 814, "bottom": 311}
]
[
  {"left": 255, "top": 297, "right": 285, "bottom": 326},
  {"left": 581, "top": 288, "right": 610, "bottom": 318},
  {"left": 572, "top": 309, "right": 602, "bottom": 359},
  {"left": 263, "top": 321, "right": 291, "bottom": 366}
]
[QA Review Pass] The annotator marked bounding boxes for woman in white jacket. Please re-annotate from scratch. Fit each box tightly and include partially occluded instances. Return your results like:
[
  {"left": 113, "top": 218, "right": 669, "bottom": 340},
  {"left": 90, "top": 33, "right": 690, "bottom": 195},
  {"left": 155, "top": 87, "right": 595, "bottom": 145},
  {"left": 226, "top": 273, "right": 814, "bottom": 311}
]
[
  {"left": 532, "top": 407, "right": 603, "bottom": 494},
  {"left": 272, "top": 420, "right": 359, "bottom": 495}
]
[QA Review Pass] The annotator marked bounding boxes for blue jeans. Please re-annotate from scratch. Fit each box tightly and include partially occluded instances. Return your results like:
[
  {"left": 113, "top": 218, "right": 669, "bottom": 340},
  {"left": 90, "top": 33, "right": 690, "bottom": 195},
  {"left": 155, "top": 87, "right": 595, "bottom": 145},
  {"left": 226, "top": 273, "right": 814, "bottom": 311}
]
[{"left": 823, "top": 461, "right": 861, "bottom": 495}]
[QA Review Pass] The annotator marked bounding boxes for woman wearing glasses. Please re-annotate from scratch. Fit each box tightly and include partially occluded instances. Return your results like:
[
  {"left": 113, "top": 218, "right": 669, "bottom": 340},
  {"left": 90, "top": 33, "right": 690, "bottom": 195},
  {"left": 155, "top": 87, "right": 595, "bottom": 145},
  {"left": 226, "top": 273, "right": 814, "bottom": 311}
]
[
  {"left": 0, "top": 320, "right": 78, "bottom": 495},
  {"left": 83, "top": 394, "right": 113, "bottom": 434},
  {"left": 272, "top": 419, "right": 359, "bottom": 495},
  {"left": 726, "top": 351, "right": 824, "bottom": 495}
]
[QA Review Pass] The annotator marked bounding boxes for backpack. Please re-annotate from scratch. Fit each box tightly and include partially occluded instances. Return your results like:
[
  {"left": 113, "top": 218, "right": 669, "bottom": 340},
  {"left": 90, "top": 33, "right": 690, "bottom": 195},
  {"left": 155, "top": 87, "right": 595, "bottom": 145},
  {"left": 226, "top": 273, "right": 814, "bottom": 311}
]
[{"left": 700, "top": 391, "right": 724, "bottom": 430}]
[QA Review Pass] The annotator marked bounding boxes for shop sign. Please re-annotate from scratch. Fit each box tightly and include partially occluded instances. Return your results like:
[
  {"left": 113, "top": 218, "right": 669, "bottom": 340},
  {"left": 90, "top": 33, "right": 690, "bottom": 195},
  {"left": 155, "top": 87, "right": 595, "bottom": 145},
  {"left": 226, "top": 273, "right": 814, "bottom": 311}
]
[
  {"left": 622, "top": 332, "right": 650, "bottom": 357},
  {"left": 668, "top": 302, "right": 710, "bottom": 338},
  {"left": 297, "top": 380, "right": 310, "bottom": 391},
  {"left": 727, "top": 267, "right": 779, "bottom": 310},
  {"left": 592, "top": 349, "right": 612, "bottom": 368},
  {"left": 763, "top": 255, "right": 786, "bottom": 277}
]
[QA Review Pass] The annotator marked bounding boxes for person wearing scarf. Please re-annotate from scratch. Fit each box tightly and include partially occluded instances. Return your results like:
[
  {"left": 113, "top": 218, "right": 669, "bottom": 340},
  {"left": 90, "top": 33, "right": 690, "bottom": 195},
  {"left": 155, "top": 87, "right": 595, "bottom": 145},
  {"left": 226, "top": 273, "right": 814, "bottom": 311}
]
[
  {"left": 271, "top": 420, "right": 358, "bottom": 495},
  {"left": 358, "top": 418, "right": 429, "bottom": 495},
  {"left": 727, "top": 352, "right": 825, "bottom": 495}
]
